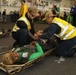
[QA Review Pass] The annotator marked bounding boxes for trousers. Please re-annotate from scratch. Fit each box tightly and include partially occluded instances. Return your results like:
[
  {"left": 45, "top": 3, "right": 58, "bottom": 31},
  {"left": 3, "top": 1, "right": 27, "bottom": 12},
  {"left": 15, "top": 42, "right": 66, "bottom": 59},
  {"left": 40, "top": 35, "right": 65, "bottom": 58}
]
[
  {"left": 54, "top": 37, "right": 76, "bottom": 57},
  {"left": 12, "top": 29, "right": 34, "bottom": 46}
]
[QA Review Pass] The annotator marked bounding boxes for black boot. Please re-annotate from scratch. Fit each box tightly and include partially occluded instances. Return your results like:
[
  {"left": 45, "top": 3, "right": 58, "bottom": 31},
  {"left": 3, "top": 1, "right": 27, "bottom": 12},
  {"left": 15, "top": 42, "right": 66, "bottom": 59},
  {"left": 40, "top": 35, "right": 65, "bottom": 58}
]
[{"left": 13, "top": 41, "right": 19, "bottom": 47}]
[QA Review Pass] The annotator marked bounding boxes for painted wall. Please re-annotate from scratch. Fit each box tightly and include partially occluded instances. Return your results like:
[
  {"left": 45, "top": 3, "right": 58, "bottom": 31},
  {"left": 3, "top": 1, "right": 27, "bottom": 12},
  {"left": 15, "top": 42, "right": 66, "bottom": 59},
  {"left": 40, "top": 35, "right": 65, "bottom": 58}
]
[
  {"left": 0, "top": 0, "right": 75, "bottom": 22},
  {"left": 0, "top": 0, "right": 74, "bottom": 14},
  {"left": 0, "top": 0, "right": 32, "bottom": 14},
  {"left": 34, "top": 0, "right": 74, "bottom": 16}
]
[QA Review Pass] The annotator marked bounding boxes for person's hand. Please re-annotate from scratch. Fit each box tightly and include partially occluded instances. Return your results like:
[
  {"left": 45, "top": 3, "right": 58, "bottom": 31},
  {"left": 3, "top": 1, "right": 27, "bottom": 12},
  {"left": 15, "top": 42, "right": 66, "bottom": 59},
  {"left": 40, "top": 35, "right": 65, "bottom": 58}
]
[
  {"left": 34, "top": 30, "right": 43, "bottom": 39},
  {"left": 30, "top": 41, "right": 37, "bottom": 46},
  {"left": 36, "top": 30, "right": 43, "bottom": 36},
  {"left": 34, "top": 33, "right": 38, "bottom": 39}
]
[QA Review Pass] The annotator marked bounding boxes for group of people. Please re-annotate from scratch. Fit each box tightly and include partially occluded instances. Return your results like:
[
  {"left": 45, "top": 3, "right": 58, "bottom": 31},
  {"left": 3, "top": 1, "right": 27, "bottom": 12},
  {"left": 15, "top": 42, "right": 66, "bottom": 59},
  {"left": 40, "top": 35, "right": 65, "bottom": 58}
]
[
  {"left": 63, "top": 0, "right": 76, "bottom": 26},
  {"left": 1, "top": 0, "right": 76, "bottom": 65}
]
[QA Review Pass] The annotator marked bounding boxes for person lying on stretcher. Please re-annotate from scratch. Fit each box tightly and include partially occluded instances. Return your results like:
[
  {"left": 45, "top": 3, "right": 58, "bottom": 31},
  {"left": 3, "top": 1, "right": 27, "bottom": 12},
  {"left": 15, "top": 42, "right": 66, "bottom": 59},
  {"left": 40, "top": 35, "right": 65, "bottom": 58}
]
[{"left": 1, "top": 42, "right": 44, "bottom": 65}]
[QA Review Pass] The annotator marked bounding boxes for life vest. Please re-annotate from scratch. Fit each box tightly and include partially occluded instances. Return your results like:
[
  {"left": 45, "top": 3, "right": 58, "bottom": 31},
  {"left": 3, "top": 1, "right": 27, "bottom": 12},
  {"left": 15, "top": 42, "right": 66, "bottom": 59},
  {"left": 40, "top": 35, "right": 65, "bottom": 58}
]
[
  {"left": 52, "top": 17, "right": 76, "bottom": 40},
  {"left": 12, "top": 17, "right": 31, "bottom": 32},
  {"left": 14, "top": 45, "right": 36, "bottom": 63}
]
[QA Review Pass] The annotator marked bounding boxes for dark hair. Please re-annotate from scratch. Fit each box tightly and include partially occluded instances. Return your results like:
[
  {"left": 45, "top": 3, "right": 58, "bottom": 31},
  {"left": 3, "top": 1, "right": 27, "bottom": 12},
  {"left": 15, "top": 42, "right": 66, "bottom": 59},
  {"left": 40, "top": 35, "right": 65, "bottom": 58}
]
[
  {"left": 52, "top": 9, "right": 57, "bottom": 15},
  {"left": 22, "top": 0, "right": 25, "bottom": 3}
]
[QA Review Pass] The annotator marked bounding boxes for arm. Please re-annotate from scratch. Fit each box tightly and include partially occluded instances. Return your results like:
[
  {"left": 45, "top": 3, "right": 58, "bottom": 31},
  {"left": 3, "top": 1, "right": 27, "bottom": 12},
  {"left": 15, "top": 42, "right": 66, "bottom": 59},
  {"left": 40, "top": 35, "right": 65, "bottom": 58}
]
[
  {"left": 39, "top": 24, "right": 60, "bottom": 39},
  {"left": 19, "top": 5, "right": 23, "bottom": 17},
  {"left": 30, "top": 20, "right": 36, "bottom": 35},
  {"left": 17, "top": 21, "right": 27, "bottom": 29},
  {"left": 28, "top": 43, "right": 44, "bottom": 61}
]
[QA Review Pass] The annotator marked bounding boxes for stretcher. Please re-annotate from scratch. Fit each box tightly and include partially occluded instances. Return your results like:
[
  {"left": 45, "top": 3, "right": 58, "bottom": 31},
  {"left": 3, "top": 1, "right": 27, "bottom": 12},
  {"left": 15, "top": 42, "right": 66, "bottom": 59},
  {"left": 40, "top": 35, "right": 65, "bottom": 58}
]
[
  {"left": 0, "top": 47, "right": 56, "bottom": 75},
  {"left": 0, "top": 29, "right": 11, "bottom": 39},
  {"left": 0, "top": 35, "right": 57, "bottom": 75}
]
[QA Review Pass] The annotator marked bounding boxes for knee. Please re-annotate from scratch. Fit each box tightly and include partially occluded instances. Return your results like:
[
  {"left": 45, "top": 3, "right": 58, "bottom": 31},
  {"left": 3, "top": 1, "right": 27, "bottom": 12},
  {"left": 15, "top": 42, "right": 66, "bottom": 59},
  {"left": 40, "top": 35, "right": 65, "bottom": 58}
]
[
  {"left": 20, "top": 29, "right": 28, "bottom": 34},
  {"left": 63, "top": 49, "right": 75, "bottom": 57},
  {"left": 54, "top": 50, "right": 62, "bottom": 57}
]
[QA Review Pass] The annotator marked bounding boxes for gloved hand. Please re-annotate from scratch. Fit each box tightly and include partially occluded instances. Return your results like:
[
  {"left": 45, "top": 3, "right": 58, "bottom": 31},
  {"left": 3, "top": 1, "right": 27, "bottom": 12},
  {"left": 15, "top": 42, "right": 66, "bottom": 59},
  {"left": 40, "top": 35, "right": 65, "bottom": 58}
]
[
  {"left": 36, "top": 30, "right": 43, "bottom": 36},
  {"left": 30, "top": 41, "right": 37, "bottom": 46}
]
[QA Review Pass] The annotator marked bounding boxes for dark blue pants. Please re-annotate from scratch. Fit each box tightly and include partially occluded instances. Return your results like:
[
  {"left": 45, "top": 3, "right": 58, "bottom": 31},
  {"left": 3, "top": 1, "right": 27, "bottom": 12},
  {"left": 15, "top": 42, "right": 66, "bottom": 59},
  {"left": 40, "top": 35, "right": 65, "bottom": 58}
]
[
  {"left": 12, "top": 29, "right": 34, "bottom": 46},
  {"left": 54, "top": 37, "right": 76, "bottom": 57}
]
